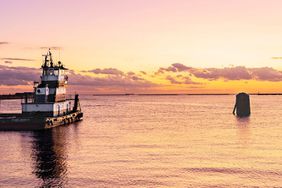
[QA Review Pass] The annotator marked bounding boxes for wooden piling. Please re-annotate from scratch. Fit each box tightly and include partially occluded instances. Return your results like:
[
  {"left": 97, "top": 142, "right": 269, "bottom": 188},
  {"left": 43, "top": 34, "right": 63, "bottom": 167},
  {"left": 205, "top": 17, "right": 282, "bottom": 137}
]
[{"left": 233, "top": 92, "right": 251, "bottom": 117}]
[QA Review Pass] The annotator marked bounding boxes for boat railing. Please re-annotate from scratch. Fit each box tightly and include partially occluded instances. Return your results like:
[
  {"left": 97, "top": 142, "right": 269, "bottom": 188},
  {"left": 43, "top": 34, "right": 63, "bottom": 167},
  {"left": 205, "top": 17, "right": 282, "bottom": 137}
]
[{"left": 21, "top": 97, "right": 35, "bottom": 104}]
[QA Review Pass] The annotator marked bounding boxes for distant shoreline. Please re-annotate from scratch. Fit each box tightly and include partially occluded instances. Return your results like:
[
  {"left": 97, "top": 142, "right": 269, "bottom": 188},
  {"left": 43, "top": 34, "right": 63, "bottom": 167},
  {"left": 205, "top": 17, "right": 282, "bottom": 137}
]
[{"left": 2, "top": 93, "right": 282, "bottom": 100}]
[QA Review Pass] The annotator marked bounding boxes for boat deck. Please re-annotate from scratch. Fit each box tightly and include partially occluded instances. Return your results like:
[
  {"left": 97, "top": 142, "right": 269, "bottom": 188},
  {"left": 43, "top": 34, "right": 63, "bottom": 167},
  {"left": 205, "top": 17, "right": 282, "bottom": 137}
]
[{"left": 0, "top": 111, "right": 83, "bottom": 131}]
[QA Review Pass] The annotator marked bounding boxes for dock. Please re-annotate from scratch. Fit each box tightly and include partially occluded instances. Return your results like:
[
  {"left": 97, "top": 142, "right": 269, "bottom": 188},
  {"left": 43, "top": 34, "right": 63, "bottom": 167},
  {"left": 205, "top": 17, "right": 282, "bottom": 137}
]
[{"left": 0, "top": 92, "right": 33, "bottom": 100}]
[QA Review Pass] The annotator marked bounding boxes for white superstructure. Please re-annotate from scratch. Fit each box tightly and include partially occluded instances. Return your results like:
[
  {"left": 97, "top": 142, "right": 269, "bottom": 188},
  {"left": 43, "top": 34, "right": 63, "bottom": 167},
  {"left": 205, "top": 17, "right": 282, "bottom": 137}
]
[{"left": 22, "top": 50, "right": 72, "bottom": 117}]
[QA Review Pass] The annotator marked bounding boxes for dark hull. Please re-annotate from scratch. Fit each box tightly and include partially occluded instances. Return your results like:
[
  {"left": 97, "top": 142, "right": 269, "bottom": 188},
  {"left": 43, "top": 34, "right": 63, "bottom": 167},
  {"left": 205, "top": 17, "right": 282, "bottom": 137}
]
[{"left": 0, "top": 111, "right": 83, "bottom": 131}]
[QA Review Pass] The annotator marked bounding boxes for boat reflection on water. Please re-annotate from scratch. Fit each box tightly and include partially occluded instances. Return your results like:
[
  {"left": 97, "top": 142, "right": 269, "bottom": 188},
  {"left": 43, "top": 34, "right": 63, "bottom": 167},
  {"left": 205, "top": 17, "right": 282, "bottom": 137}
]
[{"left": 30, "top": 128, "right": 69, "bottom": 187}]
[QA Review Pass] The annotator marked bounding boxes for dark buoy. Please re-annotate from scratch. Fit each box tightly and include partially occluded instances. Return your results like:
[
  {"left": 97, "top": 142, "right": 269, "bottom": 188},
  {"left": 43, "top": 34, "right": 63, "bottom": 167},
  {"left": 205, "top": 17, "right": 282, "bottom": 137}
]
[{"left": 233, "top": 92, "right": 251, "bottom": 117}]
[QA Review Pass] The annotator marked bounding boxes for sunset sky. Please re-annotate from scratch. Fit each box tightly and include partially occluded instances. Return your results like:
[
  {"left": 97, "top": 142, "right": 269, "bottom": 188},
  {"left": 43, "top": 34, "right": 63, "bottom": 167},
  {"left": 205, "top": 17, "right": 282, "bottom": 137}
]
[{"left": 1, "top": 0, "right": 282, "bottom": 94}]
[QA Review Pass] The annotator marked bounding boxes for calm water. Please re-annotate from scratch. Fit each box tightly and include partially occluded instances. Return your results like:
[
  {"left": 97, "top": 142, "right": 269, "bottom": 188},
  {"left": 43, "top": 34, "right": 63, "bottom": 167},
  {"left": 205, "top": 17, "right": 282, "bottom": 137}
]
[{"left": 0, "top": 95, "right": 282, "bottom": 187}]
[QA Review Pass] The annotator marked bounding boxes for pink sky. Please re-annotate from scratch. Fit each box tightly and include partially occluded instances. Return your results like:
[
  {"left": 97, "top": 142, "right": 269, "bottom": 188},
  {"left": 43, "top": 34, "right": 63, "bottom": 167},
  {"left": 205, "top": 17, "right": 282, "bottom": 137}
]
[{"left": 1, "top": 0, "right": 282, "bottom": 93}]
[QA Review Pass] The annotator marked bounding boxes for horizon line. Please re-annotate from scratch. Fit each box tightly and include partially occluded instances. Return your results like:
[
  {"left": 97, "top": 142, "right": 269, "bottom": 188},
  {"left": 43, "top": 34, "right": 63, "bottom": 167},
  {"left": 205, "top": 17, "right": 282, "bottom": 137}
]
[{"left": 91, "top": 93, "right": 282, "bottom": 96}]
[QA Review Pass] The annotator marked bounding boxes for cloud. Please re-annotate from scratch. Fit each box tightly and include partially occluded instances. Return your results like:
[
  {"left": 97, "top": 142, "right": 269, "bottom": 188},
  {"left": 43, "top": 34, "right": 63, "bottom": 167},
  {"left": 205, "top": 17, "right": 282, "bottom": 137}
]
[
  {"left": 157, "top": 63, "right": 192, "bottom": 74},
  {"left": 0, "top": 65, "right": 39, "bottom": 85},
  {"left": 140, "top": 71, "right": 147, "bottom": 75},
  {"left": 193, "top": 67, "right": 282, "bottom": 81},
  {"left": 70, "top": 67, "right": 154, "bottom": 88},
  {"left": 1, "top": 58, "right": 34, "bottom": 61},
  {"left": 86, "top": 68, "right": 124, "bottom": 76},
  {"left": 0, "top": 42, "right": 9, "bottom": 45},
  {"left": 40, "top": 46, "right": 62, "bottom": 50},
  {"left": 250, "top": 67, "right": 282, "bottom": 81},
  {"left": 158, "top": 63, "right": 282, "bottom": 82},
  {"left": 171, "top": 63, "right": 192, "bottom": 71},
  {"left": 0, "top": 64, "right": 157, "bottom": 92},
  {"left": 157, "top": 67, "right": 177, "bottom": 74},
  {"left": 191, "top": 66, "right": 252, "bottom": 81},
  {"left": 166, "top": 75, "right": 201, "bottom": 85},
  {"left": 68, "top": 72, "right": 156, "bottom": 91},
  {"left": 272, "top": 57, "right": 282, "bottom": 60},
  {"left": 126, "top": 72, "right": 145, "bottom": 81},
  {"left": 182, "top": 76, "right": 201, "bottom": 84},
  {"left": 0, "top": 64, "right": 156, "bottom": 91},
  {"left": 166, "top": 75, "right": 182, "bottom": 84},
  {"left": 1, "top": 63, "right": 282, "bottom": 94},
  {"left": 3, "top": 61, "right": 12, "bottom": 64}
]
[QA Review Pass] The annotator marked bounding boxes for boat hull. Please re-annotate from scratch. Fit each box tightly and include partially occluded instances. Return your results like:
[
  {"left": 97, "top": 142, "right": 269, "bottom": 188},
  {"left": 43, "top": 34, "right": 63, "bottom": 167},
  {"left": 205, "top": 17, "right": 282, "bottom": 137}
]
[{"left": 0, "top": 111, "right": 83, "bottom": 131}]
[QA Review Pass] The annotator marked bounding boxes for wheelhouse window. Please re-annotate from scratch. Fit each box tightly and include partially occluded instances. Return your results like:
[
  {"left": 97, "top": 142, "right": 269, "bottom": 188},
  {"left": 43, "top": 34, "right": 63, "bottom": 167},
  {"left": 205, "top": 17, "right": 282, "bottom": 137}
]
[{"left": 54, "top": 70, "right": 59, "bottom": 76}]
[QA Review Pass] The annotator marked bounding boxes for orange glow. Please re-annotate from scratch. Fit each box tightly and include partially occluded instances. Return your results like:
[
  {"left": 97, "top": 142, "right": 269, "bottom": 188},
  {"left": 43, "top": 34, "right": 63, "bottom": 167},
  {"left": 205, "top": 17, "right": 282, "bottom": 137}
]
[{"left": 1, "top": 0, "right": 282, "bottom": 94}]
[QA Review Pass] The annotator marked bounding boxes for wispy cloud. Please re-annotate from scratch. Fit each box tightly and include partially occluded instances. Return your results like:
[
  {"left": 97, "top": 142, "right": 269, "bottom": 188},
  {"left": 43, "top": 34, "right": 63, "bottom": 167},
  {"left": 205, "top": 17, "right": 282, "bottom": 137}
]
[
  {"left": 85, "top": 68, "right": 124, "bottom": 76},
  {"left": 272, "top": 57, "right": 282, "bottom": 60},
  {"left": 1, "top": 58, "right": 35, "bottom": 61},
  {"left": 166, "top": 75, "right": 201, "bottom": 85},
  {"left": 191, "top": 67, "right": 252, "bottom": 81},
  {"left": 166, "top": 75, "right": 182, "bottom": 84},
  {"left": 40, "top": 46, "right": 62, "bottom": 50},
  {"left": 0, "top": 42, "right": 9, "bottom": 45},
  {"left": 69, "top": 73, "right": 156, "bottom": 88},
  {"left": 3, "top": 61, "right": 13, "bottom": 64},
  {"left": 157, "top": 63, "right": 192, "bottom": 74},
  {"left": 73, "top": 68, "right": 156, "bottom": 90}
]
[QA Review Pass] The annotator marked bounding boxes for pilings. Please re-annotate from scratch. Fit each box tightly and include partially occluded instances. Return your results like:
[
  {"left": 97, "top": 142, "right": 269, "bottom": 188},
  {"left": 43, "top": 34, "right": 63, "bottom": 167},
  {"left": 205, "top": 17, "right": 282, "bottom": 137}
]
[
  {"left": 233, "top": 92, "right": 251, "bottom": 117},
  {"left": 73, "top": 94, "right": 80, "bottom": 112}
]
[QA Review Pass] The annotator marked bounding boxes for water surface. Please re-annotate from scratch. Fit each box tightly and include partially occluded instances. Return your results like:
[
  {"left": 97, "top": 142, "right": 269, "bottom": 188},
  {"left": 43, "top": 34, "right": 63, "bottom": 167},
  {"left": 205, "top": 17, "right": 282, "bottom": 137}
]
[{"left": 0, "top": 95, "right": 282, "bottom": 187}]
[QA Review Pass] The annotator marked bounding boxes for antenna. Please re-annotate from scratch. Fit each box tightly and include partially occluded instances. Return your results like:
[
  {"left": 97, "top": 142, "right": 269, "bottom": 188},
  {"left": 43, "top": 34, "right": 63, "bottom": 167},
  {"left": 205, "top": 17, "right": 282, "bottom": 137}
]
[{"left": 48, "top": 48, "right": 53, "bottom": 66}]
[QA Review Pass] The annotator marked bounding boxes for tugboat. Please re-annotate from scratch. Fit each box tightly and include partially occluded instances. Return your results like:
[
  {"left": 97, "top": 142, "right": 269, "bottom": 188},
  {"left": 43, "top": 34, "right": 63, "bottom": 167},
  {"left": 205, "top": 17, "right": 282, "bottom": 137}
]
[{"left": 0, "top": 50, "right": 83, "bottom": 131}]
